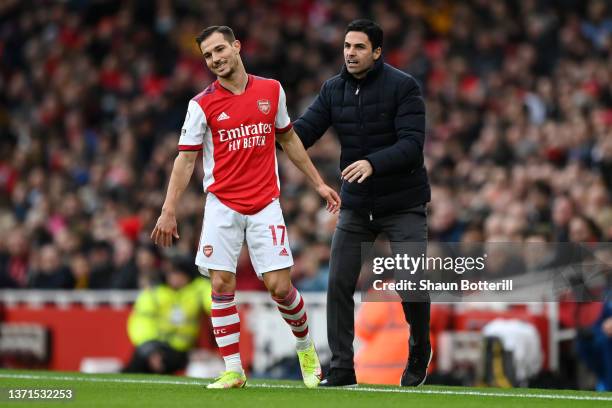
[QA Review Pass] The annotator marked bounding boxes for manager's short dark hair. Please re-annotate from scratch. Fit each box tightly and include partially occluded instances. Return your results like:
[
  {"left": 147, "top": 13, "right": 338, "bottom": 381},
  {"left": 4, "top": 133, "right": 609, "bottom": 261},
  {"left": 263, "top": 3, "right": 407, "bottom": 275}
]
[
  {"left": 195, "top": 26, "right": 236, "bottom": 48},
  {"left": 345, "top": 19, "right": 383, "bottom": 50}
]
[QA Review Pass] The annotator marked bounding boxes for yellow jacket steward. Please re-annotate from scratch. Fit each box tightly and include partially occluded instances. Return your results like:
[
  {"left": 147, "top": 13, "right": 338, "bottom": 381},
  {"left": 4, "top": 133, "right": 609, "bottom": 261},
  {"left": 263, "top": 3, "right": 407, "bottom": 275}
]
[{"left": 127, "top": 277, "right": 212, "bottom": 352}]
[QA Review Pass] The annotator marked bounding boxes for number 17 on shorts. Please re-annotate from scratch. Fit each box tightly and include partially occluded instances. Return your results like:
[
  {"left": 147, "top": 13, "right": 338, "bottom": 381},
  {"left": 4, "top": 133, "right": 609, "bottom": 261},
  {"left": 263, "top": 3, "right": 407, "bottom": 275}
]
[{"left": 196, "top": 195, "right": 294, "bottom": 277}]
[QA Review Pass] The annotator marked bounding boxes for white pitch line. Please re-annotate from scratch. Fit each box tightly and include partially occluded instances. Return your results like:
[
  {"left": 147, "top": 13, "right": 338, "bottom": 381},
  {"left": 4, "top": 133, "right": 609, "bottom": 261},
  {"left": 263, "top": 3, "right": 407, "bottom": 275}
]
[
  {"left": 0, "top": 373, "right": 611, "bottom": 402},
  {"left": 250, "top": 383, "right": 612, "bottom": 401},
  {"left": 0, "top": 373, "right": 203, "bottom": 386}
]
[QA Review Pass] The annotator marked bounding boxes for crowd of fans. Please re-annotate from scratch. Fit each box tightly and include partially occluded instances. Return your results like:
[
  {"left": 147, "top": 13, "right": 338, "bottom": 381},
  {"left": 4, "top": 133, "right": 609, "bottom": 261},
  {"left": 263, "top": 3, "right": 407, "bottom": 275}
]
[{"left": 0, "top": 0, "right": 610, "bottom": 291}]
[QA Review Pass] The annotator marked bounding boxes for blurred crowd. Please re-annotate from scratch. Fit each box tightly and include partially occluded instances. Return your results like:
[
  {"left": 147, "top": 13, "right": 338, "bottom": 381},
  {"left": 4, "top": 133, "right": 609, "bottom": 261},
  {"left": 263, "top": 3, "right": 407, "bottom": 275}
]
[{"left": 0, "top": 0, "right": 610, "bottom": 291}]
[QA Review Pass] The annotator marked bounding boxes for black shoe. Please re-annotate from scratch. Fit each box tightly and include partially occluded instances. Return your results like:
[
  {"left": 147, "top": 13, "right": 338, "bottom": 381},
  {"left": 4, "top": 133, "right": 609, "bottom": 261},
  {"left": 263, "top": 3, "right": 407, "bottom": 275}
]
[
  {"left": 319, "top": 368, "right": 357, "bottom": 387},
  {"left": 400, "top": 344, "right": 432, "bottom": 386}
]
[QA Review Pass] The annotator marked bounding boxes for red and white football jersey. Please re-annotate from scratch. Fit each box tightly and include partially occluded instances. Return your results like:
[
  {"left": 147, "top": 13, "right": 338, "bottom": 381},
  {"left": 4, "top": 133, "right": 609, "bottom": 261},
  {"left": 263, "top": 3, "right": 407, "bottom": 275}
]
[{"left": 178, "top": 75, "right": 292, "bottom": 215}]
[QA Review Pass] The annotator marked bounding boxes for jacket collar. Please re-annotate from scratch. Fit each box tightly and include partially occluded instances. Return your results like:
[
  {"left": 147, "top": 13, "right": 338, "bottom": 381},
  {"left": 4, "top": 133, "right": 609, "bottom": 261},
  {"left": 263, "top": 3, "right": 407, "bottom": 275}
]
[{"left": 341, "top": 57, "right": 384, "bottom": 84}]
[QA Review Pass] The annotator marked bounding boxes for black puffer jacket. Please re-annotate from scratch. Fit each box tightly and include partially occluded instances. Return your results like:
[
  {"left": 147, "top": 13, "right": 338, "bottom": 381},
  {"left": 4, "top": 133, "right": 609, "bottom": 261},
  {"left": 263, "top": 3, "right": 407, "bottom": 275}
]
[{"left": 293, "top": 58, "right": 430, "bottom": 216}]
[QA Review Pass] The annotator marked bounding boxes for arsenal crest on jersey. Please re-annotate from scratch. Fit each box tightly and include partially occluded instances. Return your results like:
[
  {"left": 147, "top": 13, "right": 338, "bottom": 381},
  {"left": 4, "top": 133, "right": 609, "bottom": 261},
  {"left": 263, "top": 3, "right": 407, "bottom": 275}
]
[
  {"left": 203, "top": 244, "right": 213, "bottom": 257},
  {"left": 257, "top": 99, "right": 271, "bottom": 114}
]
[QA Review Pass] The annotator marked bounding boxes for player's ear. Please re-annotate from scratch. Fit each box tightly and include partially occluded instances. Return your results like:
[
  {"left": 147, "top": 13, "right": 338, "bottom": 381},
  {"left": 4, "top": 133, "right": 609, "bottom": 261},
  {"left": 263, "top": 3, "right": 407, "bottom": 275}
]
[{"left": 232, "top": 40, "right": 241, "bottom": 53}]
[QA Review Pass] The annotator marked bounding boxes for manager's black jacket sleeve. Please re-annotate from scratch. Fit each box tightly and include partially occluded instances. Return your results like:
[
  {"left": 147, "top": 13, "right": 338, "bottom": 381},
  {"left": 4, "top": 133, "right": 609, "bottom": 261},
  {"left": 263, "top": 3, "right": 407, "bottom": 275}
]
[
  {"left": 293, "top": 81, "right": 332, "bottom": 149},
  {"left": 365, "top": 77, "right": 425, "bottom": 175}
]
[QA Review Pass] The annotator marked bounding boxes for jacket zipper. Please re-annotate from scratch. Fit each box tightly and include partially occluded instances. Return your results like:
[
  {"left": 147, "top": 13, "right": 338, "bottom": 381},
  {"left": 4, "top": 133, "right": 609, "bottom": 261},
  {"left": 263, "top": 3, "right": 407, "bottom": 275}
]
[
  {"left": 356, "top": 82, "right": 371, "bottom": 217},
  {"left": 356, "top": 85, "right": 363, "bottom": 128}
]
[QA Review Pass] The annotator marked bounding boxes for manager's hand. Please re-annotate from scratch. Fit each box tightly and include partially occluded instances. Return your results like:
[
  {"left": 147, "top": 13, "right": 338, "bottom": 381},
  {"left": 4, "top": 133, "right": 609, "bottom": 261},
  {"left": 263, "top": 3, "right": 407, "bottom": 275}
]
[{"left": 342, "top": 160, "right": 373, "bottom": 183}]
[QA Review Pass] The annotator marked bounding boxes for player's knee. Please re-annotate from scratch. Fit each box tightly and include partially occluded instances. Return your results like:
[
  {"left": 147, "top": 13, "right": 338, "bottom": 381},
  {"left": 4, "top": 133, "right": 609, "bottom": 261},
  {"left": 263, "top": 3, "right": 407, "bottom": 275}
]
[
  {"left": 211, "top": 273, "right": 235, "bottom": 293},
  {"left": 267, "top": 281, "right": 291, "bottom": 299}
]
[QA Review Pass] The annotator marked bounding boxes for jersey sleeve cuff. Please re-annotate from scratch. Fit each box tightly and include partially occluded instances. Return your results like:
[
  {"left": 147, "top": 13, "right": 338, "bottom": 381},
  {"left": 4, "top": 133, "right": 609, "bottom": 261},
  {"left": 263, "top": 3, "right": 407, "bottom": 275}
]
[
  {"left": 275, "top": 123, "right": 293, "bottom": 133},
  {"left": 178, "top": 144, "right": 203, "bottom": 151}
]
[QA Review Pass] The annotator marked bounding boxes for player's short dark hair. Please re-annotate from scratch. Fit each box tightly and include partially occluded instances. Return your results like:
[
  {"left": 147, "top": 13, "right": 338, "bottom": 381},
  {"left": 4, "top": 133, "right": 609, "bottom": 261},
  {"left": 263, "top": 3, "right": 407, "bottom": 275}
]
[
  {"left": 345, "top": 19, "right": 383, "bottom": 50},
  {"left": 195, "top": 26, "right": 236, "bottom": 48}
]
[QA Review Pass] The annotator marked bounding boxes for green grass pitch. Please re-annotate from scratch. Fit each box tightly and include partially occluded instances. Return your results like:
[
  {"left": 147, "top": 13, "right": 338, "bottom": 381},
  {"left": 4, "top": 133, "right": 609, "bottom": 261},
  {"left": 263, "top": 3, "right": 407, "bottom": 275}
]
[{"left": 0, "top": 369, "right": 610, "bottom": 407}]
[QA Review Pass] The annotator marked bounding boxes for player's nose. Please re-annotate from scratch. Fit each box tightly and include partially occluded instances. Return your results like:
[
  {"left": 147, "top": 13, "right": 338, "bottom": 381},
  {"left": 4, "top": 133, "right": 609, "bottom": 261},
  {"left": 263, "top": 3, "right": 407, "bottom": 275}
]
[{"left": 212, "top": 55, "right": 223, "bottom": 66}]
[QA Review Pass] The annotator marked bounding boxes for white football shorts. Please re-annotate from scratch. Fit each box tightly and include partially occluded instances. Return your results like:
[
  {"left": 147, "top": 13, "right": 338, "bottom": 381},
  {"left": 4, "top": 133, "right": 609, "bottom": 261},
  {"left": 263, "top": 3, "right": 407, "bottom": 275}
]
[{"left": 196, "top": 193, "right": 294, "bottom": 278}]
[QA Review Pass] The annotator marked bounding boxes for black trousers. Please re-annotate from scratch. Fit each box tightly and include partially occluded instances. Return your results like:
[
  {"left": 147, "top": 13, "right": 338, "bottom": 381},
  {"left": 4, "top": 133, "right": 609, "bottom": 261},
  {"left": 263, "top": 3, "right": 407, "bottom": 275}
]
[
  {"left": 123, "top": 340, "right": 188, "bottom": 374},
  {"left": 327, "top": 205, "right": 430, "bottom": 370}
]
